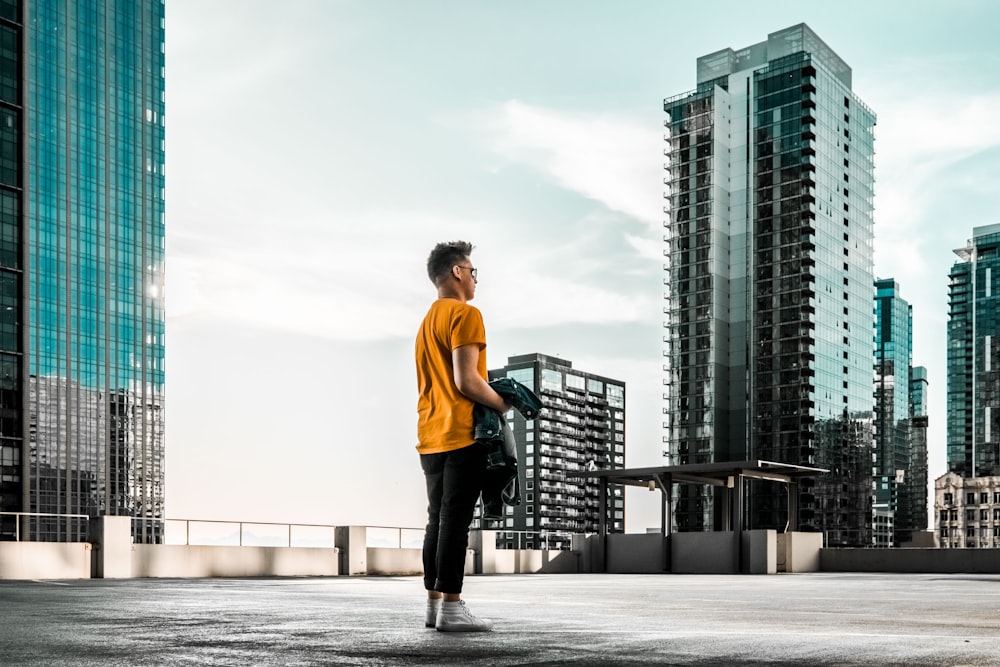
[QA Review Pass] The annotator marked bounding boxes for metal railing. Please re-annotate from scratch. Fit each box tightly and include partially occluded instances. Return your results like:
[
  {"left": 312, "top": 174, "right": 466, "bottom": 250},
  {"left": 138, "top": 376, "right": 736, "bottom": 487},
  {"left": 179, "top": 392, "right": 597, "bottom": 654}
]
[
  {"left": 0, "top": 511, "right": 91, "bottom": 542},
  {"left": 164, "top": 519, "right": 340, "bottom": 548},
  {"left": 364, "top": 525, "right": 425, "bottom": 549}
]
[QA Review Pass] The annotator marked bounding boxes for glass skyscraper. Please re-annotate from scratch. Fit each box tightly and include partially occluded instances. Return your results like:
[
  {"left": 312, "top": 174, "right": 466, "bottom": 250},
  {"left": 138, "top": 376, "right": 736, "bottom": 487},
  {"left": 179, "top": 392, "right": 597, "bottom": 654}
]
[
  {"left": 0, "top": 0, "right": 165, "bottom": 542},
  {"left": 662, "top": 24, "right": 876, "bottom": 546},
  {"left": 874, "top": 278, "right": 927, "bottom": 545},
  {"left": 948, "top": 224, "right": 1000, "bottom": 479}
]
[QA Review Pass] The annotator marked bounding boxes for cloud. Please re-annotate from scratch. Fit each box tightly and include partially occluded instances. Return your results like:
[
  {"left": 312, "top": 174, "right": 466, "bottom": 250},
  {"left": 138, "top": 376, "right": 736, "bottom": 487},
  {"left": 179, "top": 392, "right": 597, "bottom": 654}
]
[
  {"left": 485, "top": 100, "right": 664, "bottom": 230},
  {"left": 869, "top": 83, "right": 1000, "bottom": 287},
  {"left": 167, "top": 206, "right": 661, "bottom": 342}
]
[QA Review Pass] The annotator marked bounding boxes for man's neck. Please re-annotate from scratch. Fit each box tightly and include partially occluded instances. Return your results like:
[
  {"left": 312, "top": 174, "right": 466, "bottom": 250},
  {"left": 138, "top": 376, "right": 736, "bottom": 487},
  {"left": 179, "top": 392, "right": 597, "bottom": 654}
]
[{"left": 437, "top": 285, "right": 466, "bottom": 303}]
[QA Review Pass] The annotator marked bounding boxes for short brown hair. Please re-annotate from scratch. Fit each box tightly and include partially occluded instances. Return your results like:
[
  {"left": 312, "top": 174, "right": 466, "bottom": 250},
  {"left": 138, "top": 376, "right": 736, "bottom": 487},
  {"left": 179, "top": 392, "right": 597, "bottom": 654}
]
[{"left": 426, "top": 241, "right": 473, "bottom": 285}]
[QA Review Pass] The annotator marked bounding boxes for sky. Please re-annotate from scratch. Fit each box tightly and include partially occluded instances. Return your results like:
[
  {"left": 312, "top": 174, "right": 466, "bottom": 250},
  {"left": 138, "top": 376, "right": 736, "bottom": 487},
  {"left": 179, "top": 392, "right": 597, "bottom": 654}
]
[{"left": 163, "top": 0, "right": 1000, "bottom": 532}]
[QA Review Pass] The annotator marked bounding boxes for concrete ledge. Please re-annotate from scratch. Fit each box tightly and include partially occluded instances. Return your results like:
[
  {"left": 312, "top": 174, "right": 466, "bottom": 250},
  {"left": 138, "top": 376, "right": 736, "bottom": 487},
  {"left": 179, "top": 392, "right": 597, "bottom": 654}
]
[
  {"left": 0, "top": 542, "right": 92, "bottom": 580},
  {"left": 366, "top": 547, "right": 423, "bottom": 575},
  {"left": 821, "top": 547, "right": 1000, "bottom": 573},
  {"left": 493, "top": 548, "right": 580, "bottom": 574},
  {"left": 131, "top": 545, "right": 339, "bottom": 578},
  {"left": 777, "top": 532, "right": 822, "bottom": 572},
  {"left": 607, "top": 533, "right": 668, "bottom": 573}
]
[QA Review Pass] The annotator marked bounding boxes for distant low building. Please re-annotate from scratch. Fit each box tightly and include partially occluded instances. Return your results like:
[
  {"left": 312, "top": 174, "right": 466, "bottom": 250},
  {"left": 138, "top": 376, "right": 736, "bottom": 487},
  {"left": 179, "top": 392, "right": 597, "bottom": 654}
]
[
  {"left": 474, "top": 354, "right": 625, "bottom": 550},
  {"left": 934, "top": 472, "right": 1000, "bottom": 548}
]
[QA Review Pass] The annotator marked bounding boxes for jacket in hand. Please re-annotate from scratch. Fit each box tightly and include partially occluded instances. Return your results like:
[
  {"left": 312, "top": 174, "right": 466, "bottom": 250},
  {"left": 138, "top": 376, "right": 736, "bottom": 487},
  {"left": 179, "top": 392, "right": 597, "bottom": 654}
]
[{"left": 474, "top": 377, "right": 543, "bottom": 521}]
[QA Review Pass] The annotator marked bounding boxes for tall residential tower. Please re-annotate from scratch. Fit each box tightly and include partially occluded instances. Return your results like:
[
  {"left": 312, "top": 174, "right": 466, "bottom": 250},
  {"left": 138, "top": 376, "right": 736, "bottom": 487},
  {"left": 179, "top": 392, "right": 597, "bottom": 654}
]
[
  {"left": 663, "top": 24, "right": 876, "bottom": 546},
  {"left": 947, "top": 224, "right": 1000, "bottom": 478},
  {"left": 0, "top": 1, "right": 166, "bottom": 542},
  {"left": 476, "top": 354, "right": 626, "bottom": 550}
]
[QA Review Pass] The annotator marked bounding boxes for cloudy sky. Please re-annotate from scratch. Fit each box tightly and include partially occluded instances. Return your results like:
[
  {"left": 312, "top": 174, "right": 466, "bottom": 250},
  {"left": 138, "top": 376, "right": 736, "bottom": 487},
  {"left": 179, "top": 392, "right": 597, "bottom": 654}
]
[{"left": 163, "top": 0, "right": 1000, "bottom": 532}]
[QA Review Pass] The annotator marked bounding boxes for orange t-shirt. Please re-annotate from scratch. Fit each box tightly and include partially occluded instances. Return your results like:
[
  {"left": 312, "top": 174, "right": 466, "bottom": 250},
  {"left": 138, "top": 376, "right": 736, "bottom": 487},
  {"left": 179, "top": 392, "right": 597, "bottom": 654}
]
[{"left": 415, "top": 298, "right": 488, "bottom": 455}]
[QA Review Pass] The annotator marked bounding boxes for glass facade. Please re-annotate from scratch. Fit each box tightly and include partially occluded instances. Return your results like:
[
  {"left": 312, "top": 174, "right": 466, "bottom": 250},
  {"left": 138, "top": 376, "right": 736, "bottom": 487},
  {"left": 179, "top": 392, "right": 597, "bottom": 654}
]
[
  {"left": 0, "top": 0, "right": 165, "bottom": 542},
  {"left": 948, "top": 225, "right": 1000, "bottom": 479},
  {"left": 477, "top": 353, "right": 625, "bottom": 550},
  {"left": 664, "top": 24, "right": 876, "bottom": 546},
  {"left": 874, "top": 279, "right": 926, "bottom": 545},
  {"left": 909, "top": 366, "right": 929, "bottom": 535}
]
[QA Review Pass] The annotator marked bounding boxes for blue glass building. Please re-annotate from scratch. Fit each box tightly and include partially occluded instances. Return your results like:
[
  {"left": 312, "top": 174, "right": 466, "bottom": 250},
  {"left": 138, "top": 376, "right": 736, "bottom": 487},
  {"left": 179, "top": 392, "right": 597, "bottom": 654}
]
[
  {"left": 874, "top": 278, "right": 926, "bottom": 545},
  {"left": 663, "top": 24, "right": 876, "bottom": 546},
  {"left": 948, "top": 224, "right": 1000, "bottom": 479},
  {"left": 0, "top": 0, "right": 165, "bottom": 542}
]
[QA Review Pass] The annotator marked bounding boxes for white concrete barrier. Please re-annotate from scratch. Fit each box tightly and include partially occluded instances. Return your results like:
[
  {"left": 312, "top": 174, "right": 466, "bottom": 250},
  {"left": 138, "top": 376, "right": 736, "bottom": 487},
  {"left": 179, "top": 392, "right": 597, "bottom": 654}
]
[
  {"left": 366, "top": 547, "right": 423, "bottom": 576},
  {"left": 0, "top": 542, "right": 91, "bottom": 580},
  {"left": 130, "top": 544, "right": 339, "bottom": 578}
]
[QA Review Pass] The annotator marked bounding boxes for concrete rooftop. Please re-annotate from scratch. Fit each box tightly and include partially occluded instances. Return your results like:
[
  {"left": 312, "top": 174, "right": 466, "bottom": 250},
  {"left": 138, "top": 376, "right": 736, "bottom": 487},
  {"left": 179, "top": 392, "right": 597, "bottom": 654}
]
[{"left": 2, "top": 572, "right": 999, "bottom": 666}]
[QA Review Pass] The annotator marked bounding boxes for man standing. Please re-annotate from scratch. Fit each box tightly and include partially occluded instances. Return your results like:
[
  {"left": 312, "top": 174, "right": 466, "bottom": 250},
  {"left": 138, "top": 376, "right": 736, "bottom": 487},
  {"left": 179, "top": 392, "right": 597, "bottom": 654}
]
[{"left": 415, "top": 241, "right": 507, "bottom": 632}]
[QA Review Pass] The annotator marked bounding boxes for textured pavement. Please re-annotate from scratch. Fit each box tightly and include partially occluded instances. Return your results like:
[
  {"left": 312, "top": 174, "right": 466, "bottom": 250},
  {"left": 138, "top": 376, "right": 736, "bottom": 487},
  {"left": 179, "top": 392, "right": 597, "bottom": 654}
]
[{"left": 2, "top": 572, "right": 999, "bottom": 666}]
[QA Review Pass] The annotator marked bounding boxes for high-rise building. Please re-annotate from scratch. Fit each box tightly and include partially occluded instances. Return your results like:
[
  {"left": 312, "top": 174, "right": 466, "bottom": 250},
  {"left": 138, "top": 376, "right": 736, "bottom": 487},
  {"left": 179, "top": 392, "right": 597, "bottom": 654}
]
[
  {"left": 662, "top": 24, "right": 876, "bottom": 546},
  {"left": 874, "top": 278, "right": 927, "bottom": 545},
  {"left": 947, "top": 224, "right": 1000, "bottom": 478},
  {"left": 908, "top": 365, "right": 929, "bottom": 536},
  {"left": 476, "top": 354, "right": 625, "bottom": 550},
  {"left": 0, "top": 1, "right": 166, "bottom": 542}
]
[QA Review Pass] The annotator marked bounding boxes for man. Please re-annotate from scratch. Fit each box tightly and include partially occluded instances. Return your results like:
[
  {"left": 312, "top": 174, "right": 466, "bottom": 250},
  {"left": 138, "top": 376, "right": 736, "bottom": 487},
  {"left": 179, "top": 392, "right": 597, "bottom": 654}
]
[{"left": 415, "top": 241, "right": 508, "bottom": 632}]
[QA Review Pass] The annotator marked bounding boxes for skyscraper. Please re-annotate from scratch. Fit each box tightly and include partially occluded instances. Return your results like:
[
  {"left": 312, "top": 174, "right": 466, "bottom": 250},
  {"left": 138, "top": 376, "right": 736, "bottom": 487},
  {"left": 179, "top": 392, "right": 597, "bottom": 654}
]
[
  {"left": 948, "top": 224, "right": 1000, "bottom": 478},
  {"left": 477, "top": 354, "right": 626, "bottom": 550},
  {"left": 873, "top": 278, "right": 927, "bottom": 545},
  {"left": 908, "top": 365, "right": 929, "bottom": 536},
  {"left": 0, "top": 1, "right": 166, "bottom": 542},
  {"left": 662, "top": 24, "right": 876, "bottom": 546}
]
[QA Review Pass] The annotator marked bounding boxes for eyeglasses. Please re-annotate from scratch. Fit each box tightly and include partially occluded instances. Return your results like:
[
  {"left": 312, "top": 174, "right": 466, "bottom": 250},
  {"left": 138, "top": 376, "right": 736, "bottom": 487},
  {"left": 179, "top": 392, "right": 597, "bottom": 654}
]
[{"left": 456, "top": 266, "right": 478, "bottom": 281}]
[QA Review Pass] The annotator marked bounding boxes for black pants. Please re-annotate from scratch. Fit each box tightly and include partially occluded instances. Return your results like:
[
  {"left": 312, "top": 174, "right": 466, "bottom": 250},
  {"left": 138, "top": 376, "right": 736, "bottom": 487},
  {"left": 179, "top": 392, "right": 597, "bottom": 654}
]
[{"left": 420, "top": 442, "right": 487, "bottom": 594}]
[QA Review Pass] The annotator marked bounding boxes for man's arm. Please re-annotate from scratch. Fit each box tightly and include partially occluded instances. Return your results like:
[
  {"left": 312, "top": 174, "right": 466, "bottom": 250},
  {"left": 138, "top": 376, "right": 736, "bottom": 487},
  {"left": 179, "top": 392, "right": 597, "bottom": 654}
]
[{"left": 453, "top": 344, "right": 508, "bottom": 412}]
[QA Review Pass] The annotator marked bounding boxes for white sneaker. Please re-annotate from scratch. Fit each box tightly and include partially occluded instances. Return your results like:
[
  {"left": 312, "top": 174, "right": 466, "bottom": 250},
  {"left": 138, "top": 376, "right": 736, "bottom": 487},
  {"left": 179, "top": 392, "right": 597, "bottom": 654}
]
[
  {"left": 425, "top": 598, "right": 441, "bottom": 628},
  {"left": 436, "top": 600, "right": 494, "bottom": 632}
]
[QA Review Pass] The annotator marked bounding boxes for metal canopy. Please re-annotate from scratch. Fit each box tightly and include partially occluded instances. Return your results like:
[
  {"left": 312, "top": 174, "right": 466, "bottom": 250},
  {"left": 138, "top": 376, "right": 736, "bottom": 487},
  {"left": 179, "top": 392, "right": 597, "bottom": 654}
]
[
  {"left": 567, "top": 460, "right": 828, "bottom": 489},
  {"left": 567, "top": 460, "right": 830, "bottom": 573}
]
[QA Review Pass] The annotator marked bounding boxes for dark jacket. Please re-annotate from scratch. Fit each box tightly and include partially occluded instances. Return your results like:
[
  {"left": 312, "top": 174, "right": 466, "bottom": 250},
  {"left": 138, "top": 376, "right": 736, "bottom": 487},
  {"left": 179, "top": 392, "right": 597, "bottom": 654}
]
[{"left": 474, "top": 378, "right": 543, "bottom": 521}]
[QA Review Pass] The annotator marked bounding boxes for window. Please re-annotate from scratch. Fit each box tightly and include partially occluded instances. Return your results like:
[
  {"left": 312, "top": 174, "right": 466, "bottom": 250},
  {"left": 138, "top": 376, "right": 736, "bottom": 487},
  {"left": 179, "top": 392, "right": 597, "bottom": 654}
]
[
  {"left": 994, "top": 492, "right": 1000, "bottom": 503},
  {"left": 967, "top": 492, "right": 977, "bottom": 504},
  {"left": 607, "top": 384, "right": 624, "bottom": 408},
  {"left": 982, "top": 493, "right": 990, "bottom": 504},
  {"left": 940, "top": 510, "right": 948, "bottom": 522},
  {"left": 526, "top": 480, "right": 533, "bottom": 491},
  {"left": 966, "top": 509, "right": 977, "bottom": 521},
  {"left": 507, "top": 367, "right": 534, "bottom": 391},
  {"left": 526, "top": 506, "right": 533, "bottom": 514},
  {"left": 982, "top": 509, "right": 990, "bottom": 521},
  {"left": 541, "top": 369, "right": 562, "bottom": 392},
  {"left": 941, "top": 527, "right": 949, "bottom": 537},
  {"left": 950, "top": 509, "right": 958, "bottom": 521},
  {"left": 588, "top": 379, "right": 604, "bottom": 393},
  {"left": 566, "top": 374, "right": 585, "bottom": 391},
  {"left": 967, "top": 526, "right": 976, "bottom": 538},
  {"left": 944, "top": 493, "right": 953, "bottom": 504}
]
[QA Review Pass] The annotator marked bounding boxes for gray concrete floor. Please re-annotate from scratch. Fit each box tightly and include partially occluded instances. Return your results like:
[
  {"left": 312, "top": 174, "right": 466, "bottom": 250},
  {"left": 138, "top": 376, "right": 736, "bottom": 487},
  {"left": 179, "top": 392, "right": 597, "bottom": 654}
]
[{"left": 1, "top": 572, "right": 999, "bottom": 666}]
